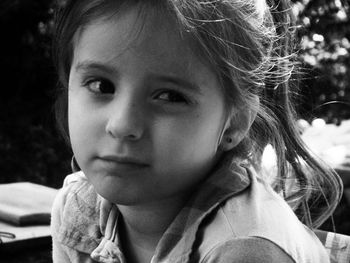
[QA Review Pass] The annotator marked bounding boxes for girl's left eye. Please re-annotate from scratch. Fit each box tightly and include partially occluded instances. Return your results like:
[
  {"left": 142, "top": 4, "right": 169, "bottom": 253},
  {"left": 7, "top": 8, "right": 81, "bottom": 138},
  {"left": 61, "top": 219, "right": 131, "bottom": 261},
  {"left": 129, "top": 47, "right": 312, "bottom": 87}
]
[
  {"left": 83, "top": 78, "right": 115, "bottom": 94},
  {"left": 155, "top": 90, "right": 189, "bottom": 104}
]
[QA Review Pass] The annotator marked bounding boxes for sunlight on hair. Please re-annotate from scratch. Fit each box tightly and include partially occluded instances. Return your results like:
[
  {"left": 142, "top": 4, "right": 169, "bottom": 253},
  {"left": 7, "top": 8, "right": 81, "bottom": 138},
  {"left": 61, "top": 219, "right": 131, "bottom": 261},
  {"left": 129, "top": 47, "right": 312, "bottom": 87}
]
[{"left": 255, "top": 0, "right": 268, "bottom": 20}]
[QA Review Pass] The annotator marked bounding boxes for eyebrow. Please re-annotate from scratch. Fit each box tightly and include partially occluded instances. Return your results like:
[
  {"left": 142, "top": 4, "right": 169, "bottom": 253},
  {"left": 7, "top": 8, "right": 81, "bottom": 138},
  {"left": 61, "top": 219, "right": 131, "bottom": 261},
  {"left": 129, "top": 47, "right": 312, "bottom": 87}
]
[{"left": 74, "top": 61, "right": 119, "bottom": 76}]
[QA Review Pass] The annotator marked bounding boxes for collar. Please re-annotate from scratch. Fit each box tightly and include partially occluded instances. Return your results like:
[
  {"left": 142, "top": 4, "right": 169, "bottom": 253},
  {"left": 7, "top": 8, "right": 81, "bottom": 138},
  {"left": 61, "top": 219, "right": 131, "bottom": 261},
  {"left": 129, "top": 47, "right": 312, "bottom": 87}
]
[{"left": 91, "top": 160, "right": 251, "bottom": 263}]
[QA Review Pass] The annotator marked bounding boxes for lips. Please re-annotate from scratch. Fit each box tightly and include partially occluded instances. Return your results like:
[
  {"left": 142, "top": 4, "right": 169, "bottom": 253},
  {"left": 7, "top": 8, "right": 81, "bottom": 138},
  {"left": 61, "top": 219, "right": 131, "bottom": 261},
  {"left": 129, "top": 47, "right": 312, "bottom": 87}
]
[{"left": 97, "top": 155, "right": 150, "bottom": 170}]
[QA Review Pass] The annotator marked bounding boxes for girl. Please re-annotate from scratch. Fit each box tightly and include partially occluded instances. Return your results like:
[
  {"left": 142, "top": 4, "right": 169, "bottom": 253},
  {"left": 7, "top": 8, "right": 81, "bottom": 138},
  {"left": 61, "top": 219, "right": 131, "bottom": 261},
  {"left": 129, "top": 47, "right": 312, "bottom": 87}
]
[{"left": 51, "top": 0, "right": 343, "bottom": 262}]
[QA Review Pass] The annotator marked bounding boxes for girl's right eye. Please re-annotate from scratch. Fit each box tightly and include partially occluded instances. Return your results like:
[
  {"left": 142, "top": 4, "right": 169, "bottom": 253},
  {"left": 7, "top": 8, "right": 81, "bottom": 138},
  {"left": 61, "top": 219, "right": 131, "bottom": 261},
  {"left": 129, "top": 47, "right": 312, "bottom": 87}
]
[{"left": 83, "top": 78, "right": 115, "bottom": 94}]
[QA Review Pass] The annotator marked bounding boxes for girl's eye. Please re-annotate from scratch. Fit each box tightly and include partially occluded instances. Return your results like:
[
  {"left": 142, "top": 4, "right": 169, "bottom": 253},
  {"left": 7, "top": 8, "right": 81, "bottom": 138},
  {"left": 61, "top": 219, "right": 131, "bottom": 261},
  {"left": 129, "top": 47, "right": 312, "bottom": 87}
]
[
  {"left": 83, "top": 79, "right": 115, "bottom": 94},
  {"left": 156, "top": 90, "right": 188, "bottom": 103}
]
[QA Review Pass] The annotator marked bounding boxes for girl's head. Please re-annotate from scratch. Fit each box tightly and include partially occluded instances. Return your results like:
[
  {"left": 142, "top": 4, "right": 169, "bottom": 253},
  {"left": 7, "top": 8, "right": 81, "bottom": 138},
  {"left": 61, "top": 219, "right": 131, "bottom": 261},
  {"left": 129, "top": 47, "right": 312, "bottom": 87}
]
[
  {"left": 54, "top": 0, "right": 342, "bottom": 227},
  {"left": 55, "top": 0, "right": 282, "bottom": 166}
]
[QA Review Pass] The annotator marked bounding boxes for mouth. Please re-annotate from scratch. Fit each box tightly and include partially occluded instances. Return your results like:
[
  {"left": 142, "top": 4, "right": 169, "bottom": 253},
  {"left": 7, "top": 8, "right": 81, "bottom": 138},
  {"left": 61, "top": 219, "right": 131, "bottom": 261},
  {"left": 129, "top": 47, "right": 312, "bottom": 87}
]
[{"left": 97, "top": 155, "right": 150, "bottom": 170}]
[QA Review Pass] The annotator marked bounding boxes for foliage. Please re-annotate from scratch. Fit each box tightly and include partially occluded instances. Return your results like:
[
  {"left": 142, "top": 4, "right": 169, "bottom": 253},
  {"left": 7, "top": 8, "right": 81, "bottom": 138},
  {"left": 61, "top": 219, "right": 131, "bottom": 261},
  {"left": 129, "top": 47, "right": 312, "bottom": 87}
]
[
  {"left": 293, "top": 0, "right": 350, "bottom": 122},
  {"left": 0, "top": 1, "right": 70, "bottom": 188}
]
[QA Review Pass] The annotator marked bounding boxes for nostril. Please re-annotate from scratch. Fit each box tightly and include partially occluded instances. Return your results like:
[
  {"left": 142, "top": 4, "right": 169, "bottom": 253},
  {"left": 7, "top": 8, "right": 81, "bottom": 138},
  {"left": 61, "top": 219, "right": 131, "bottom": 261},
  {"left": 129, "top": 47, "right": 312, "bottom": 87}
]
[
  {"left": 104, "top": 100, "right": 145, "bottom": 140},
  {"left": 105, "top": 118, "right": 143, "bottom": 140}
]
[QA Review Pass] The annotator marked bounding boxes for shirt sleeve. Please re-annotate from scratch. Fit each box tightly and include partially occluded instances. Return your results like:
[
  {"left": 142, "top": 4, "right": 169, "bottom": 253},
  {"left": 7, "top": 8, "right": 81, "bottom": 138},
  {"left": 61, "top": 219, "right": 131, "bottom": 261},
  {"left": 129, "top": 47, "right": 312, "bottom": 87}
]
[
  {"left": 201, "top": 237, "right": 296, "bottom": 263},
  {"left": 51, "top": 172, "right": 91, "bottom": 263},
  {"left": 51, "top": 172, "right": 99, "bottom": 263}
]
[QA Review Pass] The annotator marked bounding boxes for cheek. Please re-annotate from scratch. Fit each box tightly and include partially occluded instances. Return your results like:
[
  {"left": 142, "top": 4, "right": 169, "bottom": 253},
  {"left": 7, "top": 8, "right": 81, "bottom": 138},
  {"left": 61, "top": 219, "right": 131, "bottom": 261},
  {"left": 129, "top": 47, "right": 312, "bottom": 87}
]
[
  {"left": 68, "top": 91, "right": 84, "bottom": 140},
  {"left": 68, "top": 92, "right": 84, "bottom": 156},
  {"left": 68, "top": 91, "right": 101, "bottom": 159},
  {"left": 154, "top": 111, "right": 224, "bottom": 166}
]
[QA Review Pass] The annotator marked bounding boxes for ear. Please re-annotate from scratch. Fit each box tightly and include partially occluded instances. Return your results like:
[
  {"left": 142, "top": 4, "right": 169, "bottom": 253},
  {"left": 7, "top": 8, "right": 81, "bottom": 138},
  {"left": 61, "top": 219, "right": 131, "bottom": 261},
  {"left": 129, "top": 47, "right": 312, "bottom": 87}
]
[{"left": 220, "top": 97, "right": 259, "bottom": 152}]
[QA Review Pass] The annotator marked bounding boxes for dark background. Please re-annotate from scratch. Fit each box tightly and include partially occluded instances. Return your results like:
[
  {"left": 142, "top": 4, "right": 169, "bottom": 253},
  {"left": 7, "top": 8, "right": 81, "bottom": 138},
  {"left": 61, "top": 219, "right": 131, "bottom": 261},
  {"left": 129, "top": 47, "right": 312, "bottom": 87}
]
[{"left": 0, "top": 0, "right": 349, "bottom": 251}]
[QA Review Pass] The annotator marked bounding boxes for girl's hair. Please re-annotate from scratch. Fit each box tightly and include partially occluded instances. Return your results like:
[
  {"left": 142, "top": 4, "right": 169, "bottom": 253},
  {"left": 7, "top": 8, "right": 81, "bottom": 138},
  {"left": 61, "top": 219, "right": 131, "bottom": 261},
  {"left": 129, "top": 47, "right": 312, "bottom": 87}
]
[{"left": 53, "top": 0, "right": 343, "bottom": 228}]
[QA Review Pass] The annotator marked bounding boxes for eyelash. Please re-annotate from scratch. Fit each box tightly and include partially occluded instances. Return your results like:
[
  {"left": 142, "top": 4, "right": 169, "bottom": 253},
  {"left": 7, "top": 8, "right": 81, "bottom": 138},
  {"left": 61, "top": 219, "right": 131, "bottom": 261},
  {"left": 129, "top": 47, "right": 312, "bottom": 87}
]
[
  {"left": 153, "top": 90, "right": 190, "bottom": 104},
  {"left": 81, "top": 78, "right": 191, "bottom": 104},
  {"left": 82, "top": 78, "right": 115, "bottom": 94}
]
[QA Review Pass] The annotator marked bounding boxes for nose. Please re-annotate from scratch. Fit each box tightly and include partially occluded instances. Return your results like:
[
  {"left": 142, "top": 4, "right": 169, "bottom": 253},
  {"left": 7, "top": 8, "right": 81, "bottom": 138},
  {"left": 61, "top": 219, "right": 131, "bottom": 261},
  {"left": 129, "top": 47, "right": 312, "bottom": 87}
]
[{"left": 105, "top": 98, "right": 145, "bottom": 141}]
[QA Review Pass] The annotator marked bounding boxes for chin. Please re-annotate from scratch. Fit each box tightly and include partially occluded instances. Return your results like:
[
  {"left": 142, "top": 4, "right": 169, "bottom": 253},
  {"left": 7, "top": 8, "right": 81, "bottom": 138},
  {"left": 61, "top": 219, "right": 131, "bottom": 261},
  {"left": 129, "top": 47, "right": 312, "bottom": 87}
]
[{"left": 90, "top": 178, "right": 148, "bottom": 205}]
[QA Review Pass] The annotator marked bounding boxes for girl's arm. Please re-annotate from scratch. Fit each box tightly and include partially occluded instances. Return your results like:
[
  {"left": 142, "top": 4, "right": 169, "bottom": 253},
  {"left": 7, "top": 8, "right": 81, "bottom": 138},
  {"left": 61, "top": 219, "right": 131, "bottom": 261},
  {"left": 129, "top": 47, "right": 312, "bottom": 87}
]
[{"left": 201, "top": 237, "right": 295, "bottom": 263}]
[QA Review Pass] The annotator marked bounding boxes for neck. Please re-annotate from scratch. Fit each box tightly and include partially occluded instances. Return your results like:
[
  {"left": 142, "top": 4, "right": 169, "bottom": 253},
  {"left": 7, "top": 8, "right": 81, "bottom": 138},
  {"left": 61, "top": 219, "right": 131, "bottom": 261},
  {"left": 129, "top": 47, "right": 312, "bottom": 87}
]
[{"left": 117, "top": 194, "right": 190, "bottom": 263}]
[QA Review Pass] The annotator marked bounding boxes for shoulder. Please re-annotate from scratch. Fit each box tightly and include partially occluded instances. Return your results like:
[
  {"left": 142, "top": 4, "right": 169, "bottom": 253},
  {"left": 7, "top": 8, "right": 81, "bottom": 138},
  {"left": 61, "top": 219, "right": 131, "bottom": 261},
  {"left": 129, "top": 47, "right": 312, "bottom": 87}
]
[
  {"left": 51, "top": 171, "right": 98, "bottom": 226},
  {"left": 196, "top": 167, "right": 329, "bottom": 262},
  {"left": 201, "top": 237, "right": 295, "bottom": 263},
  {"left": 51, "top": 171, "right": 102, "bottom": 253}
]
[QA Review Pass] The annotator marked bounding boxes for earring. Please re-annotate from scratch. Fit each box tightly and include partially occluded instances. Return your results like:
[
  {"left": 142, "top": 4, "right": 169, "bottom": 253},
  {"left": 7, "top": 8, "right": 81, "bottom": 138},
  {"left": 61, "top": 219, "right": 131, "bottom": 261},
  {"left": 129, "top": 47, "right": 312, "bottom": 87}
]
[
  {"left": 71, "top": 156, "right": 81, "bottom": 172},
  {"left": 220, "top": 136, "right": 234, "bottom": 151}
]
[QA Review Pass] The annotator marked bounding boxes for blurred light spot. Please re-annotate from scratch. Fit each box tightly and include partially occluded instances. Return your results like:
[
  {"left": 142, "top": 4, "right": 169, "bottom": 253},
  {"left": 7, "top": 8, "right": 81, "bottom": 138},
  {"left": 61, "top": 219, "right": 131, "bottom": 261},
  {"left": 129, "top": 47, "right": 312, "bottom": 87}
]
[
  {"left": 312, "top": 33, "right": 324, "bottom": 42},
  {"left": 312, "top": 118, "right": 326, "bottom": 128},
  {"left": 317, "top": 6, "right": 325, "bottom": 15},
  {"left": 336, "top": 10, "right": 347, "bottom": 21},
  {"left": 341, "top": 38, "right": 350, "bottom": 48},
  {"left": 38, "top": 22, "right": 46, "bottom": 34},
  {"left": 297, "top": 119, "right": 310, "bottom": 133},
  {"left": 261, "top": 144, "right": 277, "bottom": 182},
  {"left": 303, "top": 54, "right": 317, "bottom": 66},
  {"left": 337, "top": 47, "right": 348, "bottom": 56},
  {"left": 262, "top": 144, "right": 276, "bottom": 168},
  {"left": 302, "top": 17, "right": 310, "bottom": 26},
  {"left": 335, "top": 0, "right": 342, "bottom": 8}
]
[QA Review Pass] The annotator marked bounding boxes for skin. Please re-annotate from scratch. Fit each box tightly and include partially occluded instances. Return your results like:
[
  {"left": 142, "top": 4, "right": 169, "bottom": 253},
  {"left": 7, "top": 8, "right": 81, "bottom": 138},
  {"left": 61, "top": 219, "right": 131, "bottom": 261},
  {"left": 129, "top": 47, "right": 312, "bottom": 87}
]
[{"left": 67, "top": 5, "right": 250, "bottom": 263}]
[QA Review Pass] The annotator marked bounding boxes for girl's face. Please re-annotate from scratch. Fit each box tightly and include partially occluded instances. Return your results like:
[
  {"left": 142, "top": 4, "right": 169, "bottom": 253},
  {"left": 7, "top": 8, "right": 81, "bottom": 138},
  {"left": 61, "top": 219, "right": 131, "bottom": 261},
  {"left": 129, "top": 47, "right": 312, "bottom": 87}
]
[{"left": 68, "top": 7, "right": 230, "bottom": 205}]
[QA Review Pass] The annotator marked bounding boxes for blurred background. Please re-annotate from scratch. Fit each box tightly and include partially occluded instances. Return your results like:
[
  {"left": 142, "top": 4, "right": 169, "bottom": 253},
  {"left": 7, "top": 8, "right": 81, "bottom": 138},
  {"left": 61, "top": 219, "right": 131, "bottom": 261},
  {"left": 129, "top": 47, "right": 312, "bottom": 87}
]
[{"left": 0, "top": 0, "right": 349, "bottom": 261}]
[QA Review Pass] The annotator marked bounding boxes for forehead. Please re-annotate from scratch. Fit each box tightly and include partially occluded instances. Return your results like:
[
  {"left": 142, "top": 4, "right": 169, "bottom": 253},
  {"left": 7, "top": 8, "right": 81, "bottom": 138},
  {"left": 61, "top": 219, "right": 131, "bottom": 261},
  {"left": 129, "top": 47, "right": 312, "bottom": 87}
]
[{"left": 71, "top": 5, "right": 199, "bottom": 75}]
